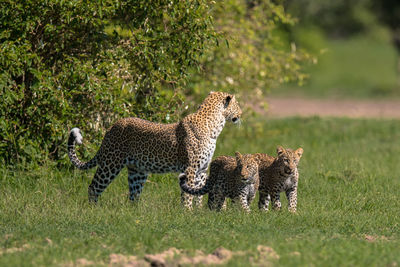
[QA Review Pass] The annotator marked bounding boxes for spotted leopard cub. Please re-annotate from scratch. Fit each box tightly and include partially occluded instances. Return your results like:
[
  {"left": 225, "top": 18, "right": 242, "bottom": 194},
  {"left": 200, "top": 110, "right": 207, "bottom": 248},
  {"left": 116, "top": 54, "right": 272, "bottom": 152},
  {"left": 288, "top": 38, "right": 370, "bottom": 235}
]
[
  {"left": 180, "top": 152, "right": 259, "bottom": 212},
  {"left": 254, "top": 146, "right": 303, "bottom": 213}
]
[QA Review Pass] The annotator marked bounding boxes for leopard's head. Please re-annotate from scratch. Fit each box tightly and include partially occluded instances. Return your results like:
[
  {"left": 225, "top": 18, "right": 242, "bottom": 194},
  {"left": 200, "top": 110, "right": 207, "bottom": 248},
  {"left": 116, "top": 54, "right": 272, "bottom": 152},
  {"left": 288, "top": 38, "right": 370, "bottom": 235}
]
[
  {"left": 235, "top": 152, "right": 258, "bottom": 184},
  {"left": 276, "top": 146, "right": 303, "bottom": 175},
  {"left": 200, "top": 91, "right": 242, "bottom": 124}
]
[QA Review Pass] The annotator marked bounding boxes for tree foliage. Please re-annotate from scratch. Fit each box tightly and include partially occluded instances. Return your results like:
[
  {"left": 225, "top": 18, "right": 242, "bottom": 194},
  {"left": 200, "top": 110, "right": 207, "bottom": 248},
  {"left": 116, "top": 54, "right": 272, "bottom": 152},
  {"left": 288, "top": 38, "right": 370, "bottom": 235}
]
[
  {"left": 0, "top": 0, "right": 311, "bottom": 167},
  {"left": 0, "top": 0, "right": 216, "bottom": 166},
  {"left": 188, "top": 0, "right": 314, "bottom": 103}
]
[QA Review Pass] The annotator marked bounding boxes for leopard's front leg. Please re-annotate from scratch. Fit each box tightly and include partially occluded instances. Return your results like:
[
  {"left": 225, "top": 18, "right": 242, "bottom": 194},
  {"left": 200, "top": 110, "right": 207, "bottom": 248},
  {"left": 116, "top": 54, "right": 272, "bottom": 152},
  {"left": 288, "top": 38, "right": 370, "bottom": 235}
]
[
  {"left": 258, "top": 191, "right": 270, "bottom": 211},
  {"left": 180, "top": 166, "right": 208, "bottom": 210},
  {"left": 193, "top": 172, "right": 207, "bottom": 208},
  {"left": 271, "top": 192, "right": 282, "bottom": 211},
  {"left": 286, "top": 187, "right": 298, "bottom": 213}
]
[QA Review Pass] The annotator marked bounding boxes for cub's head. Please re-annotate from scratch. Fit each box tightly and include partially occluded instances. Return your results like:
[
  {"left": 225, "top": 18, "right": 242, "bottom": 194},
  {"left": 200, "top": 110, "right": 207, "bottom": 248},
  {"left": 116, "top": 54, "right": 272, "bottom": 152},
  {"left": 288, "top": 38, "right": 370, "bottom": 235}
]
[
  {"left": 235, "top": 152, "right": 258, "bottom": 184},
  {"left": 276, "top": 146, "right": 303, "bottom": 175},
  {"left": 200, "top": 91, "right": 242, "bottom": 124}
]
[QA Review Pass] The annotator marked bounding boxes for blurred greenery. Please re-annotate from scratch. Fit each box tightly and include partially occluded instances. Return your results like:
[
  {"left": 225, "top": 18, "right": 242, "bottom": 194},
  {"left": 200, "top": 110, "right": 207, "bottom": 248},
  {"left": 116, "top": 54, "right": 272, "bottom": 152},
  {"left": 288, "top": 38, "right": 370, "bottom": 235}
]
[
  {"left": 273, "top": 0, "right": 400, "bottom": 99},
  {"left": 272, "top": 36, "right": 400, "bottom": 99}
]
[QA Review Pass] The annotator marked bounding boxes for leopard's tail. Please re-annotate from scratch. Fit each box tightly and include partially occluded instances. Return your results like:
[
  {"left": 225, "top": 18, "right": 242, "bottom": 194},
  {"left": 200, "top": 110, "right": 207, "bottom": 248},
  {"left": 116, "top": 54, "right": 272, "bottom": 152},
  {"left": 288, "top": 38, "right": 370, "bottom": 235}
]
[
  {"left": 179, "top": 174, "right": 211, "bottom": 196},
  {"left": 68, "top": 128, "right": 97, "bottom": 170}
]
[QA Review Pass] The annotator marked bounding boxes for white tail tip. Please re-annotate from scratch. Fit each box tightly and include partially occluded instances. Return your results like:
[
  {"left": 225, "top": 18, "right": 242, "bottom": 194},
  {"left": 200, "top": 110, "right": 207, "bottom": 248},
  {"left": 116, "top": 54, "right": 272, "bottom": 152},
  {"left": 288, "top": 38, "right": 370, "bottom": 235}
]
[{"left": 71, "top": 128, "right": 83, "bottom": 145}]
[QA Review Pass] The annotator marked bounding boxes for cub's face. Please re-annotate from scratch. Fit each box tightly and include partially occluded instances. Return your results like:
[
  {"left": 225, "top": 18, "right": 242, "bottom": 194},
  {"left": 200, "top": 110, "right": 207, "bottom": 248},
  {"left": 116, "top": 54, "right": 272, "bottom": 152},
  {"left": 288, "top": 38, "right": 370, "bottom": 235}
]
[
  {"left": 276, "top": 146, "right": 303, "bottom": 175},
  {"left": 235, "top": 152, "right": 258, "bottom": 184}
]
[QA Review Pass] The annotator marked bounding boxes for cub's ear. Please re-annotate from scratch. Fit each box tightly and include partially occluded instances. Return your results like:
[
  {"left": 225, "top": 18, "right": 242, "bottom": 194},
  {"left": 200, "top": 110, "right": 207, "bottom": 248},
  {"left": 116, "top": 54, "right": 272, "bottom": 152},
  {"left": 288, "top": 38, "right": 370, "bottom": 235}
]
[
  {"left": 224, "top": 94, "right": 232, "bottom": 108},
  {"left": 277, "top": 146, "right": 285, "bottom": 156},
  {"left": 295, "top": 148, "right": 303, "bottom": 158},
  {"left": 235, "top": 151, "right": 242, "bottom": 161},
  {"left": 209, "top": 91, "right": 215, "bottom": 95}
]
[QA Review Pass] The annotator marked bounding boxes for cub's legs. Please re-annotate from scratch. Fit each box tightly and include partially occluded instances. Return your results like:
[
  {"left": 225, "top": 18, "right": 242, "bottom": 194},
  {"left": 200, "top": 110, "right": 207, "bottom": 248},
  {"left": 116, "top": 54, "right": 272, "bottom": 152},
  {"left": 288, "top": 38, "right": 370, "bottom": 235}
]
[
  {"left": 127, "top": 167, "right": 148, "bottom": 201},
  {"left": 88, "top": 164, "right": 123, "bottom": 202},
  {"left": 258, "top": 191, "right": 270, "bottom": 211},
  {"left": 208, "top": 191, "right": 225, "bottom": 211},
  {"left": 247, "top": 185, "right": 257, "bottom": 206},
  {"left": 239, "top": 194, "right": 251, "bottom": 212},
  {"left": 286, "top": 187, "right": 298, "bottom": 213}
]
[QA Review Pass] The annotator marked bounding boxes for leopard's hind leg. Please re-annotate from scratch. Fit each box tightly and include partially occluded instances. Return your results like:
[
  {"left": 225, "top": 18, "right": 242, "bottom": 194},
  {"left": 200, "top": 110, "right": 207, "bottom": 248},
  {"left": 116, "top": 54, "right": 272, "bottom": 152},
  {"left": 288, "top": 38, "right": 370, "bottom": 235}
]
[
  {"left": 127, "top": 167, "right": 148, "bottom": 201},
  {"left": 88, "top": 163, "right": 123, "bottom": 202}
]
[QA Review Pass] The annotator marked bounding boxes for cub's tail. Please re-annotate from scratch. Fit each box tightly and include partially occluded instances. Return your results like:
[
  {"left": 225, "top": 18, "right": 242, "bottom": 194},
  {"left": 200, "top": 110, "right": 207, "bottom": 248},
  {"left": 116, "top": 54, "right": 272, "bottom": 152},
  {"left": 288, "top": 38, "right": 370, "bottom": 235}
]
[
  {"left": 179, "top": 173, "right": 211, "bottom": 196},
  {"left": 68, "top": 128, "right": 97, "bottom": 170}
]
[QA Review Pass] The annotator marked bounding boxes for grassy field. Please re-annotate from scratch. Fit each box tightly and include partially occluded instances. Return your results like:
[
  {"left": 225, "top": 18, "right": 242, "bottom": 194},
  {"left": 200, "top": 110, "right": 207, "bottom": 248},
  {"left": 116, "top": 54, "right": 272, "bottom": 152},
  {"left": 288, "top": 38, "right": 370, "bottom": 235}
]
[
  {"left": 1, "top": 117, "right": 399, "bottom": 266},
  {"left": 272, "top": 36, "right": 400, "bottom": 99}
]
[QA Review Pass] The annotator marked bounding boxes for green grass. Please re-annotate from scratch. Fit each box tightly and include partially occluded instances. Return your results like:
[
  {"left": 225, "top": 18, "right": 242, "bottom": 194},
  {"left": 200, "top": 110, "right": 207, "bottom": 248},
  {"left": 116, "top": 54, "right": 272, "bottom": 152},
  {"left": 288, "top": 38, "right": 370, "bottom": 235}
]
[
  {"left": 1, "top": 117, "right": 399, "bottom": 266},
  {"left": 272, "top": 36, "right": 400, "bottom": 99}
]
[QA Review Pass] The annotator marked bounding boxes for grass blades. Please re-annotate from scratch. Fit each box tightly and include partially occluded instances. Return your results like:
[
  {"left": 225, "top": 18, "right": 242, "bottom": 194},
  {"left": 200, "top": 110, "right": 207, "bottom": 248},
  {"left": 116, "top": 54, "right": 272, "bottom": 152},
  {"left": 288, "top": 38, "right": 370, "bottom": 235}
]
[{"left": 1, "top": 117, "right": 399, "bottom": 266}]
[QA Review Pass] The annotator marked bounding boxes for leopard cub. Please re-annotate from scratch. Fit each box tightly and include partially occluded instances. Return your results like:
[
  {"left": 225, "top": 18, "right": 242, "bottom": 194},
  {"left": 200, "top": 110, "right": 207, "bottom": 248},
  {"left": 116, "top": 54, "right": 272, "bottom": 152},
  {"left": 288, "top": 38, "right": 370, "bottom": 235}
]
[
  {"left": 180, "top": 152, "right": 259, "bottom": 212},
  {"left": 254, "top": 146, "right": 303, "bottom": 213}
]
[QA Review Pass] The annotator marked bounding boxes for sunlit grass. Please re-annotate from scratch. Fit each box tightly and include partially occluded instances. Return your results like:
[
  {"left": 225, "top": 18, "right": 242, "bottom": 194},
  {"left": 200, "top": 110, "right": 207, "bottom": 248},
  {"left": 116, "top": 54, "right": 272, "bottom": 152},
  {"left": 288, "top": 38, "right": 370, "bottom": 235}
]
[{"left": 1, "top": 117, "right": 399, "bottom": 266}]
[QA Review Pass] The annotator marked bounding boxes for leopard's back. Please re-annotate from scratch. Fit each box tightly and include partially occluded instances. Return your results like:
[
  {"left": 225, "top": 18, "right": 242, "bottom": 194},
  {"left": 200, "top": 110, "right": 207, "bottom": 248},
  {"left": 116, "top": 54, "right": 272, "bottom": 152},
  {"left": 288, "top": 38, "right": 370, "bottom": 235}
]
[{"left": 99, "top": 117, "right": 182, "bottom": 173}]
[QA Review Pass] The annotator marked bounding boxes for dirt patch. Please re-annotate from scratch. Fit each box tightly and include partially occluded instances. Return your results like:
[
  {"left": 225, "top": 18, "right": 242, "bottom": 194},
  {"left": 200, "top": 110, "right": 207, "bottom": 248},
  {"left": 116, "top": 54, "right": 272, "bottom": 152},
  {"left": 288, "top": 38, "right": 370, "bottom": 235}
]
[
  {"left": 143, "top": 247, "right": 181, "bottom": 266},
  {"left": 364, "top": 234, "right": 389, "bottom": 242},
  {"left": 109, "top": 254, "right": 148, "bottom": 267},
  {"left": 67, "top": 245, "right": 280, "bottom": 266},
  {"left": 258, "top": 98, "right": 400, "bottom": 119},
  {"left": 75, "top": 258, "right": 95, "bottom": 266},
  {"left": 0, "top": 244, "right": 30, "bottom": 255},
  {"left": 250, "top": 245, "right": 280, "bottom": 266},
  {"left": 178, "top": 247, "right": 243, "bottom": 266},
  {"left": 143, "top": 247, "right": 241, "bottom": 266}
]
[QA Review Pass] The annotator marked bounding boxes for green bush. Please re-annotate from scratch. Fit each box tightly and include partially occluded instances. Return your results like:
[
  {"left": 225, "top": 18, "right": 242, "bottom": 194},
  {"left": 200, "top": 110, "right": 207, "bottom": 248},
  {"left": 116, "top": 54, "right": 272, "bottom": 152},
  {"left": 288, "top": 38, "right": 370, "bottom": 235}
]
[{"left": 0, "top": 0, "right": 216, "bottom": 166}]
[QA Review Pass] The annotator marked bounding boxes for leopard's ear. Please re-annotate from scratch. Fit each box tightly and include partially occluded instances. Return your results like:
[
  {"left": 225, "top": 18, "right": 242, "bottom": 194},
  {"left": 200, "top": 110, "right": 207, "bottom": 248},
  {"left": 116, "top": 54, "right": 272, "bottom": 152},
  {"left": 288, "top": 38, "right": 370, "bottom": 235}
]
[
  {"left": 295, "top": 148, "right": 303, "bottom": 158},
  {"left": 224, "top": 94, "right": 232, "bottom": 108},
  {"left": 277, "top": 146, "right": 285, "bottom": 156},
  {"left": 235, "top": 151, "right": 243, "bottom": 161}
]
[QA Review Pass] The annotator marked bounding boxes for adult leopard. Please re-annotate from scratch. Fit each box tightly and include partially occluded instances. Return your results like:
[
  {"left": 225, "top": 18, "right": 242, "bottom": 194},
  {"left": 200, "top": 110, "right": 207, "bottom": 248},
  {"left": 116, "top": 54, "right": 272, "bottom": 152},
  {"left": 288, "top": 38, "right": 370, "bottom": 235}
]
[{"left": 68, "top": 91, "right": 242, "bottom": 209}]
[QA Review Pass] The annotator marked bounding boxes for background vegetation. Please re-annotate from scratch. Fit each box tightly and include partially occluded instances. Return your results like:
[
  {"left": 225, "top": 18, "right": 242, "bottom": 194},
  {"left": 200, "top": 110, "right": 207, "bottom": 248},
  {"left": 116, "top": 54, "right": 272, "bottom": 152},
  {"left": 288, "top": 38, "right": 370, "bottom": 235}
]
[
  {"left": 272, "top": 0, "right": 400, "bottom": 99},
  {"left": 0, "top": 0, "right": 310, "bottom": 167}
]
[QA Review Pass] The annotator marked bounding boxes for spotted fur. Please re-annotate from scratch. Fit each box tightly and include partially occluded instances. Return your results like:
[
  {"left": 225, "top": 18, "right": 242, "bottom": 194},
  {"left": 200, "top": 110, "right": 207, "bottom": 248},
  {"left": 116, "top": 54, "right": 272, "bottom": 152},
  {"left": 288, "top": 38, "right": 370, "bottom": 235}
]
[
  {"left": 180, "top": 152, "right": 259, "bottom": 212},
  {"left": 68, "top": 91, "right": 242, "bottom": 209},
  {"left": 254, "top": 146, "right": 303, "bottom": 213}
]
